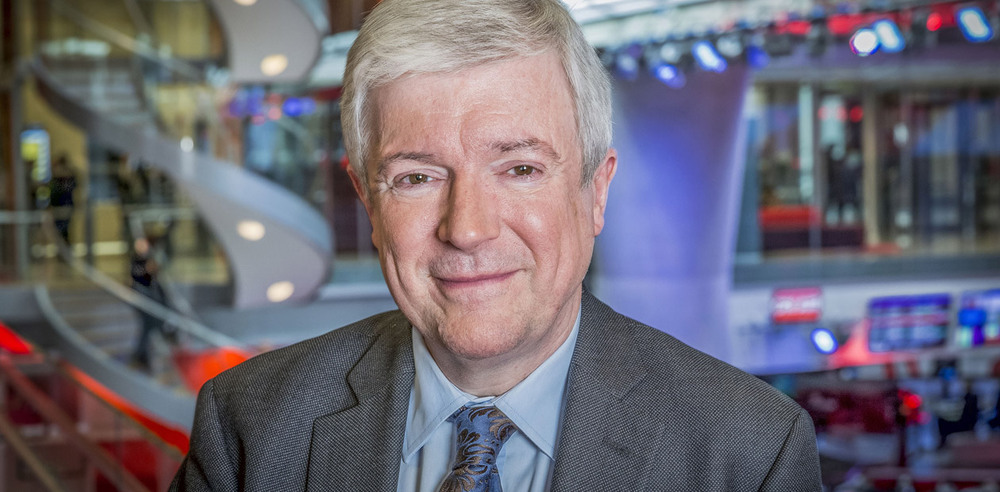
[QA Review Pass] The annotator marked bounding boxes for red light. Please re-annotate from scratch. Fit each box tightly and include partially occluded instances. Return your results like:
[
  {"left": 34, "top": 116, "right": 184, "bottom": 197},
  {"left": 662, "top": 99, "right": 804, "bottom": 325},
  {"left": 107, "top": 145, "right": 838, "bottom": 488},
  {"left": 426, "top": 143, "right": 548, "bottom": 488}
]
[
  {"left": 849, "top": 106, "right": 864, "bottom": 122},
  {"left": 903, "top": 393, "right": 922, "bottom": 410},
  {"left": 783, "top": 20, "right": 812, "bottom": 36},
  {"left": 926, "top": 12, "right": 943, "bottom": 31}
]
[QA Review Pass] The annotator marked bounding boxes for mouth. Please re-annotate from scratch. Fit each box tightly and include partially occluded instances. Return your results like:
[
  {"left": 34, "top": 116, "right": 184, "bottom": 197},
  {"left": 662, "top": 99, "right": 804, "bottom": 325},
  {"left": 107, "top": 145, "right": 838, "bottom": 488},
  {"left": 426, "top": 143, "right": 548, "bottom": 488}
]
[{"left": 434, "top": 271, "right": 517, "bottom": 290}]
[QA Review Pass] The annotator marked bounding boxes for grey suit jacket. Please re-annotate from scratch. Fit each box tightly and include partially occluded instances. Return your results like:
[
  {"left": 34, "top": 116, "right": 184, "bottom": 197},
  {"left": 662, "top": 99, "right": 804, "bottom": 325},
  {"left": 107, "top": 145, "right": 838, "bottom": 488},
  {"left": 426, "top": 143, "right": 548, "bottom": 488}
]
[{"left": 171, "top": 292, "right": 822, "bottom": 491}]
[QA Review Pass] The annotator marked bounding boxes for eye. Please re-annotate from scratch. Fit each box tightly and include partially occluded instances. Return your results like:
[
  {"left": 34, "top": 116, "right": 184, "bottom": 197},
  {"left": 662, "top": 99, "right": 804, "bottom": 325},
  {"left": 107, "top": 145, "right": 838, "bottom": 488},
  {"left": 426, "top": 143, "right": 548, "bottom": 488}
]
[
  {"left": 510, "top": 165, "right": 536, "bottom": 176},
  {"left": 403, "top": 173, "right": 433, "bottom": 185}
]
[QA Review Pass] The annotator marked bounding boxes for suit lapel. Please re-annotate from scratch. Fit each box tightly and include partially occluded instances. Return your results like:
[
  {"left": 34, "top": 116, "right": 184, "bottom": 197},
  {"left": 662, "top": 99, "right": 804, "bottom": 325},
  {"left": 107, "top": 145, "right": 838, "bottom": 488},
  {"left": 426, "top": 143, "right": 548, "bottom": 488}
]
[
  {"left": 550, "top": 292, "right": 668, "bottom": 491},
  {"left": 306, "top": 318, "right": 415, "bottom": 492}
]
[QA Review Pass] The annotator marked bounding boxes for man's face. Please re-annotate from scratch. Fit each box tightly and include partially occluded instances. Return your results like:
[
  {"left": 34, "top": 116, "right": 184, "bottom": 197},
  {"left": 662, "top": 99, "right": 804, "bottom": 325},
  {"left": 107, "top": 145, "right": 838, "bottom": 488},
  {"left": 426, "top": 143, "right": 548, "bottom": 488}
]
[{"left": 353, "top": 51, "right": 616, "bottom": 374}]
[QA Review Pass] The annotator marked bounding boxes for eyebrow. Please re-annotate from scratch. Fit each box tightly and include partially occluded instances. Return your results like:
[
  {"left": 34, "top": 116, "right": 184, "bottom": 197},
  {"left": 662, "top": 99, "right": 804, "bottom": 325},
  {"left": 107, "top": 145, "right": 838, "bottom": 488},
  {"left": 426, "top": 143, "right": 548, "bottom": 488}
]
[
  {"left": 375, "top": 138, "right": 562, "bottom": 176},
  {"left": 376, "top": 151, "right": 436, "bottom": 177},
  {"left": 491, "top": 138, "right": 562, "bottom": 162}
]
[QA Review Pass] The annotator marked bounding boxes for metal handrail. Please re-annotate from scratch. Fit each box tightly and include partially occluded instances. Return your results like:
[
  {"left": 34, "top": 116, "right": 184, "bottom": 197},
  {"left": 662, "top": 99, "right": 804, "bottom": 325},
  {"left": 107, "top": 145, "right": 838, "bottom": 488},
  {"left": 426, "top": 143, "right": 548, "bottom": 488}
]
[
  {"left": 45, "top": 0, "right": 204, "bottom": 80},
  {"left": 52, "top": 360, "right": 187, "bottom": 462},
  {"left": 2, "top": 209, "right": 242, "bottom": 350},
  {"left": 0, "top": 410, "right": 65, "bottom": 492},
  {"left": 33, "top": 285, "right": 196, "bottom": 428},
  {"left": 38, "top": 212, "right": 244, "bottom": 349},
  {"left": 0, "top": 354, "right": 151, "bottom": 492}
]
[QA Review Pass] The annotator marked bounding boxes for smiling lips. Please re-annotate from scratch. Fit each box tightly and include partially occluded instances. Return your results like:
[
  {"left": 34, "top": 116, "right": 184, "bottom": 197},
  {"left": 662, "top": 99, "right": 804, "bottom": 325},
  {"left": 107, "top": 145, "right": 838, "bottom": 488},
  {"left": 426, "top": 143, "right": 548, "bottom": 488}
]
[{"left": 434, "top": 270, "right": 517, "bottom": 290}]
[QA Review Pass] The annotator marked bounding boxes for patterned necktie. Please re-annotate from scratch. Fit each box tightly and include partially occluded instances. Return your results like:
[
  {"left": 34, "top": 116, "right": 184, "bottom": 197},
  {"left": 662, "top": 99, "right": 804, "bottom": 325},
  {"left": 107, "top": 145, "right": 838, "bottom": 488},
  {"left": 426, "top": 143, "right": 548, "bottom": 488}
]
[{"left": 438, "top": 404, "right": 517, "bottom": 492}]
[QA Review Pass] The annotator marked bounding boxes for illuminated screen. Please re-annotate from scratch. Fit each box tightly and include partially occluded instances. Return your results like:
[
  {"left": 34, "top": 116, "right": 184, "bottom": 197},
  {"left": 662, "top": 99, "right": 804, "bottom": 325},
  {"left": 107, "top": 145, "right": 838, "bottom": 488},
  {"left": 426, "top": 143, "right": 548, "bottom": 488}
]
[
  {"left": 955, "top": 289, "right": 1000, "bottom": 347},
  {"left": 867, "top": 294, "right": 950, "bottom": 352}
]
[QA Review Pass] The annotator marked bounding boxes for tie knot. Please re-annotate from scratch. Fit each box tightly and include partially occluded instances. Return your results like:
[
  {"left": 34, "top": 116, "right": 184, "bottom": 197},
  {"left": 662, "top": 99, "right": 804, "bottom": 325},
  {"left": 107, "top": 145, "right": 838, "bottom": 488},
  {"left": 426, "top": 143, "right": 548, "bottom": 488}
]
[
  {"left": 439, "top": 404, "right": 517, "bottom": 492},
  {"left": 448, "top": 404, "right": 517, "bottom": 444}
]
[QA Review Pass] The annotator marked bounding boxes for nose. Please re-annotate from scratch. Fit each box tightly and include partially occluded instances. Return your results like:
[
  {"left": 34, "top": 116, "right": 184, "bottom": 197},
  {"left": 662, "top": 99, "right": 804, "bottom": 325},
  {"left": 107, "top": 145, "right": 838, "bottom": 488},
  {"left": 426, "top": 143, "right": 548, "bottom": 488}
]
[{"left": 437, "top": 175, "right": 500, "bottom": 250}]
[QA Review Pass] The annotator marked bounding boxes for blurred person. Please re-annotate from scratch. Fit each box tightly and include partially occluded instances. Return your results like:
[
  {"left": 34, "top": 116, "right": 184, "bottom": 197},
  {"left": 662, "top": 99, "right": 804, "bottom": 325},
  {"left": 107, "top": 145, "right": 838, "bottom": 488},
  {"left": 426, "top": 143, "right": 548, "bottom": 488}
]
[
  {"left": 49, "top": 154, "right": 77, "bottom": 244},
  {"left": 990, "top": 390, "right": 1000, "bottom": 430},
  {"left": 937, "top": 383, "right": 979, "bottom": 448},
  {"left": 129, "top": 235, "right": 170, "bottom": 371},
  {"left": 171, "top": 0, "right": 821, "bottom": 490}
]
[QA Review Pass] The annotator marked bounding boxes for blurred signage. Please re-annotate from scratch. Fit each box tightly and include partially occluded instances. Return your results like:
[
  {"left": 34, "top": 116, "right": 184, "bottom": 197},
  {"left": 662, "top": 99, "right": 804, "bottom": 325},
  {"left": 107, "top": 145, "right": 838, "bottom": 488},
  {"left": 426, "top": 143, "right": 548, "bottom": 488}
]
[
  {"left": 956, "top": 289, "right": 1000, "bottom": 347},
  {"left": 20, "top": 128, "right": 51, "bottom": 183},
  {"left": 771, "top": 287, "right": 822, "bottom": 324},
  {"left": 867, "top": 294, "right": 950, "bottom": 352}
]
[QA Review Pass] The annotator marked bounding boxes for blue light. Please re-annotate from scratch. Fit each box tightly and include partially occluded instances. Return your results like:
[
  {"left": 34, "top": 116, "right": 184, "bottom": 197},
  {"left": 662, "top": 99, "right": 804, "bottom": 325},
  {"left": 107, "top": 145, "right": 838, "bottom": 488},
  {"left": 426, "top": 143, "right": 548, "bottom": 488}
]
[
  {"left": 746, "top": 45, "right": 770, "bottom": 69},
  {"left": 873, "top": 19, "right": 905, "bottom": 53},
  {"left": 614, "top": 52, "right": 639, "bottom": 81},
  {"left": 957, "top": 7, "right": 994, "bottom": 42},
  {"left": 811, "top": 328, "right": 839, "bottom": 354},
  {"left": 850, "top": 28, "right": 880, "bottom": 56},
  {"left": 692, "top": 40, "right": 727, "bottom": 73},
  {"left": 282, "top": 97, "right": 304, "bottom": 117},
  {"left": 282, "top": 97, "right": 317, "bottom": 117},
  {"left": 652, "top": 64, "right": 686, "bottom": 88}
]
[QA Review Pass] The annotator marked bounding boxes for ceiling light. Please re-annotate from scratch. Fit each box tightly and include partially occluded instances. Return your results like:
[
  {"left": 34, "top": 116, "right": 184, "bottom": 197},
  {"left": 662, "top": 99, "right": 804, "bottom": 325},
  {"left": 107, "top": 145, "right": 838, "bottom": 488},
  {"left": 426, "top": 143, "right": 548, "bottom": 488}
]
[
  {"left": 267, "top": 281, "right": 295, "bottom": 303},
  {"left": 260, "top": 54, "right": 289, "bottom": 77},
  {"left": 850, "top": 28, "right": 879, "bottom": 56},
  {"left": 811, "top": 328, "right": 838, "bottom": 354},
  {"left": 957, "top": 7, "right": 994, "bottom": 43},
  {"left": 233, "top": 0, "right": 257, "bottom": 5},
  {"left": 237, "top": 220, "right": 266, "bottom": 241},
  {"left": 692, "top": 40, "right": 727, "bottom": 73},
  {"left": 873, "top": 20, "right": 905, "bottom": 53}
]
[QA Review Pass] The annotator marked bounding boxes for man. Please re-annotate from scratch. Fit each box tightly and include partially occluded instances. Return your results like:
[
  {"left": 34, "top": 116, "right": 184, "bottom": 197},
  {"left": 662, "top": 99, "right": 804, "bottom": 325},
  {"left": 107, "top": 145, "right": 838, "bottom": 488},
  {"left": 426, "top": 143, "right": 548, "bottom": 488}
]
[{"left": 171, "top": 0, "right": 822, "bottom": 490}]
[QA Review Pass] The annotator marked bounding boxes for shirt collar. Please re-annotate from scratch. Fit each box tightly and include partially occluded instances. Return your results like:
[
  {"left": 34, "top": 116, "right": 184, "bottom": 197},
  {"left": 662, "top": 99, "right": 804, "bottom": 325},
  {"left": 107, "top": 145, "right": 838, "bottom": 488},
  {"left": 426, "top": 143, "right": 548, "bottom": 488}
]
[{"left": 402, "top": 310, "right": 581, "bottom": 462}]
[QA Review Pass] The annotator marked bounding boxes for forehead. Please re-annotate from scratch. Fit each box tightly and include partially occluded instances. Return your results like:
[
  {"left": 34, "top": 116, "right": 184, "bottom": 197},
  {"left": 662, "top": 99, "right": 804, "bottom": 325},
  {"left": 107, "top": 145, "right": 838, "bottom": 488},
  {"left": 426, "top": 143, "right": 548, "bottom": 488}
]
[{"left": 369, "top": 52, "right": 579, "bottom": 163}]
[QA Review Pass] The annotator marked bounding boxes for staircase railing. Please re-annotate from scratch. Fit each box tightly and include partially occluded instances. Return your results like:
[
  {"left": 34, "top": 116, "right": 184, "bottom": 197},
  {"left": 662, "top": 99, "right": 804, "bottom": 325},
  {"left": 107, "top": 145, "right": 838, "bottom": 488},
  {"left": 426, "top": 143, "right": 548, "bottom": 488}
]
[
  {"left": 31, "top": 0, "right": 334, "bottom": 308},
  {"left": 0, "top": 352, "right": 183, "bottom": 491}
]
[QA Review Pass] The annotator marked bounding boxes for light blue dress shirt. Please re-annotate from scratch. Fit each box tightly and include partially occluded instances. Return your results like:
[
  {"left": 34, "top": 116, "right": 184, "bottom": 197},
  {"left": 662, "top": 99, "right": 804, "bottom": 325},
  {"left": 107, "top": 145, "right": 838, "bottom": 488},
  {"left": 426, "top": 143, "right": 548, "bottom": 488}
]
[{"left": 396, "top": 312, "right": 581, "bottom": 492}]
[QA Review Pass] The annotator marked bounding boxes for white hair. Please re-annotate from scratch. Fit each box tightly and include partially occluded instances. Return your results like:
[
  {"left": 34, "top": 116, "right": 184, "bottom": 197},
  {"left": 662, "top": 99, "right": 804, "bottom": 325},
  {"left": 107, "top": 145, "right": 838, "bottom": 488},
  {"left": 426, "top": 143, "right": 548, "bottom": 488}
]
[{"left": 340, "top": 0, "right": 612, "bottom": 193}]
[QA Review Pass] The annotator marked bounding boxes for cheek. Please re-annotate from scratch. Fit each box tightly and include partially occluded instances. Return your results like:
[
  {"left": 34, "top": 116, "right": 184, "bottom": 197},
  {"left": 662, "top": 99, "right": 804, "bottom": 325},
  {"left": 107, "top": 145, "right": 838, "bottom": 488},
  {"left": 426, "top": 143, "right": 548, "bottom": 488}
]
[
  {"left": 376, "top": 202, "right": 436, "bottom": 259},
  {"left": 512, "top": 194, "right": 589, "bottom": 258}
]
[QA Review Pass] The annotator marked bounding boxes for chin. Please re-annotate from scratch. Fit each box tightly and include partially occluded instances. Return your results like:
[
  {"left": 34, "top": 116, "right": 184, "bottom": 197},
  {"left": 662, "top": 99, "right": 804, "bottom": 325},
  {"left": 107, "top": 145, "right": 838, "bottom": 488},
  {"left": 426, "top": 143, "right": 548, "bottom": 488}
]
[{"left": 436, "top": 320, "right": 524, "bottom": 361}]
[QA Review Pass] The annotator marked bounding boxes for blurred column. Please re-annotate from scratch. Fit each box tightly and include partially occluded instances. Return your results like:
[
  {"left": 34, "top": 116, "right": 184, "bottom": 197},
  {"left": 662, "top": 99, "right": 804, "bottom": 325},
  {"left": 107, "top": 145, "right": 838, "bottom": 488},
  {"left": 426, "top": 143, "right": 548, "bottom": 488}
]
[
  {"left": 862, "top": 89, "right": 881, "bottom": 246},
  {"left": 593, "top": 66, "right": 751, "bottom": 361},
  {"left": 798, "top": 84, "right": 821, "bottom": 250},
  {"left": 1, "top": 0, "right": 28, "bottom": 278}
]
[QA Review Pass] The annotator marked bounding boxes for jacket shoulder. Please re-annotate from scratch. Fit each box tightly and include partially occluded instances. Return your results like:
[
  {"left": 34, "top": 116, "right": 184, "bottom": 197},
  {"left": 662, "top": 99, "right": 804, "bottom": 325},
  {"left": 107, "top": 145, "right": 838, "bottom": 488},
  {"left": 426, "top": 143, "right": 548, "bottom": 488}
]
[
  {"left": 577, "top": 294, "right": 818, "bottom": 488},
  {"left": 208, "top": 309, "right": 409, "bottom": 415},
  {"left": 581, "top": 292, "right": 800, "bottom": 418}
]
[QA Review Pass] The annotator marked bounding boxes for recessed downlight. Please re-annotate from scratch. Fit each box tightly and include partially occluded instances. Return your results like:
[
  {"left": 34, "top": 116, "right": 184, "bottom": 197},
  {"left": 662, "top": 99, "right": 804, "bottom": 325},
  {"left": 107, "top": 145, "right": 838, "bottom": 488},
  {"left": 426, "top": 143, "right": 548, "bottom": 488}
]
[
  {"left": 237, "top": 220, "right": 266, "bottom": 241},
  {"left": 260, "top": 54, "right": 289, "bottom": 76},
  {"left": 267, "top": 281, "right": 295, "bottom": 303}
]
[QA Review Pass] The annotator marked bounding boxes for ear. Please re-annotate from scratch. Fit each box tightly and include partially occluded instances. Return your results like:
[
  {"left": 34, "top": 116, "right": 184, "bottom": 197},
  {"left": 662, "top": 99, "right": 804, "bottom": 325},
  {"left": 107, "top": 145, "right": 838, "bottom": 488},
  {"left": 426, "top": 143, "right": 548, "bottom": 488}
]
[
  {"left": 347, "top": 165, "right": 382, "bottom": 248},
  {"left": 590, "top": 148, "right": 617, "bottom": 236}
]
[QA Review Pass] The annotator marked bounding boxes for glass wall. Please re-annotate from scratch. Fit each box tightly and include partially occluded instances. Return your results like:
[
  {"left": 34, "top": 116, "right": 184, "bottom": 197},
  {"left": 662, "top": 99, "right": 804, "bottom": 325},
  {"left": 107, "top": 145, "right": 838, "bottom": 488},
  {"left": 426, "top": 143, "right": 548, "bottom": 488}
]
[{"left": 740, "top": 80, "right": 1000, "bottom": 269}]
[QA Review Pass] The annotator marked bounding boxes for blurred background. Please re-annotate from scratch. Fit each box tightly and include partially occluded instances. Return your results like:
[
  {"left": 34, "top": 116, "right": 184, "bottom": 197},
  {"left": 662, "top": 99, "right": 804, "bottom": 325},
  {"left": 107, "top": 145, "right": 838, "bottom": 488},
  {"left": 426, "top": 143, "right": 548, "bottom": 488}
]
[{"left": 0, "top": 0, "right": 998, "bottom": 490}]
